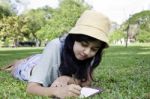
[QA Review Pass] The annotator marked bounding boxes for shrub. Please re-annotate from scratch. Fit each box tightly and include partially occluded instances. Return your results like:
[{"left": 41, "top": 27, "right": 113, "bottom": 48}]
[{"left": 136, "top": 29, "right": 150, "bottom": 42}]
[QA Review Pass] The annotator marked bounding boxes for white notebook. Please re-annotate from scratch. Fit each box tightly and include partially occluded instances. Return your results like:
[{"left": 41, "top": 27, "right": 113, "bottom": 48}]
[{"left": 80, "top": 87, "right": 102, "bottom": 98}]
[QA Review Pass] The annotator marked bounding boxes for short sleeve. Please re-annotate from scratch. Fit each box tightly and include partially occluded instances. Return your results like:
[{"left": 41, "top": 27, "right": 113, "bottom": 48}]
[{"left": 28, "top": 38, "right": 62, "bottom": 87}]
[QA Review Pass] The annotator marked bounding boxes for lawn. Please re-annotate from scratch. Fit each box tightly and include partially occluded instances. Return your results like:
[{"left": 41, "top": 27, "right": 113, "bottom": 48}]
[{"left": 0, "top": 45, "right": 150, "bottom": 99}]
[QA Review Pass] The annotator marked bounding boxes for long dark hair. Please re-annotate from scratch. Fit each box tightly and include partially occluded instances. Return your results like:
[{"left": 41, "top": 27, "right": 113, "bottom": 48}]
[{"left": 59, "top": 34, "right": 107, "bottom": 82}]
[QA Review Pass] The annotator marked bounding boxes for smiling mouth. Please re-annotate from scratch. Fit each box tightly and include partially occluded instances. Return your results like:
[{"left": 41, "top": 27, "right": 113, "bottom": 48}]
[{"left": 79, "top": 54, "right": 87, "bottom": 59}]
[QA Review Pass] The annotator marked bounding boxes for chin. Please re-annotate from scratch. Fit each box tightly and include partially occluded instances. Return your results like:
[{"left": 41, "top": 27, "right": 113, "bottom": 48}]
[
  {"left": 77, "top": 57, "right": 87, "bottom": 61},
  {"left": 78, "top": 58, "right": 85, "bottom": 61}
]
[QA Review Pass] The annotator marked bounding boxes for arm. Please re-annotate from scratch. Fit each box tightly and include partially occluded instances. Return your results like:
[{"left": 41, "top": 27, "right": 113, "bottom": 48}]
[
  {"left": 26, "top": 82, "right": 81, "bottom": 98},
  {"left": 51, "top": 76, "right": 77, "bottom": 87},
  {"left": 51, "top": 76, "right": 92, "bottom": 87},
  {"left": 26, "top": 82, "right": 55, "bottom": 96}
]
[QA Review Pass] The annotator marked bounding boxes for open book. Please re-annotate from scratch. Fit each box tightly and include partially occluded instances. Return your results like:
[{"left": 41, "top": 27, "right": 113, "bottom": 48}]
[{"left": 79, "top": 87, "right": 103, "bottom": 98}]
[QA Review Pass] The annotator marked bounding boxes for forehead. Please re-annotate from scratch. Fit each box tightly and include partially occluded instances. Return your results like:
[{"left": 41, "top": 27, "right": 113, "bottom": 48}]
[{"left": 73, "top": 34, "right": 104, "bottom": 47}]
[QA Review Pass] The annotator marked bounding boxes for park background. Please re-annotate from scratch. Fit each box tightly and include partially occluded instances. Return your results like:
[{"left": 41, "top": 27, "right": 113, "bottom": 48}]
[{"left": 0, "top": 0, "right": 150, "bottom": 98}]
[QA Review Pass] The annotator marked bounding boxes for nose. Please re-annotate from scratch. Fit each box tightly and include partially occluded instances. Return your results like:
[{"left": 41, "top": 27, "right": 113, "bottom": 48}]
[{"left": 83, "top": 48, "right": 91, "bottom": 55}]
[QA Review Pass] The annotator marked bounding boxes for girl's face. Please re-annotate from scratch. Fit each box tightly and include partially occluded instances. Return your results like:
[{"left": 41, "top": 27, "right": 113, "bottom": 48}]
[{"left": 73, "top": 40, "right": 101, "bottom": 60}]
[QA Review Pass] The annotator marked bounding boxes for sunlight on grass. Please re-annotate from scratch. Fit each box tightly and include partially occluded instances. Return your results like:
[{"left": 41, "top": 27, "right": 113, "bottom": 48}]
[
  {"left": 0, "top": 47, "right": 43, "bottom": 51},
  {"left": 137, "top": 52, "right": 150, "bottom": 54},
  {"left": 0, "top": 53, "right": 14, "bottom": 56},
  {"left": 0, "top": 45, "right": 150, "bottom": 98}
]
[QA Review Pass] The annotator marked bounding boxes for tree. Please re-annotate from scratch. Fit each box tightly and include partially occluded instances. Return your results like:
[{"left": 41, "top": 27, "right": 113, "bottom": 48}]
[
  {"left": 109, "top": 29, "right": 125, "bottom": 44},
  {"left": 0, "top": 0, "right": 91, "bottom": 47},
  {"left": 119, "top": 10, "right": 150, "bottom": 44},
  {"left": 38, "top": 0, "right": 90, "bottom": 41},
  {"left": 0, "top": 16, "right": 27, "bottom": 46},
  {"left": 21, "top": 7, "right": 54, "bottom": 46},
  {"left": 127, "top": 11, "right": 150, "bottom": 43},
  {"left": 0, "top": 0, "right": 14, "bottom": 19}
]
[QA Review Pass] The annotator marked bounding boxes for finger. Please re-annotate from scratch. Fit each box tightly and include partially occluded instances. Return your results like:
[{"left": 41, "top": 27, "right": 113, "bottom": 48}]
[
  {"left": 72, "top": 89, "right": 81, "bottom": 95},
  {"left": 68, "top": 85, "right": 81, "bottom": 95},
  {"left": 71, "top": 84, "right": 82, "bottom": 91},
  {"left": 52, "top": 83, "right": 67, "bottom": 87},
  {"left": 68, "top": 91, "right": 79, "bottom": 97},
  {"left": 74, "top": 85, "right": 82, "bottom": 90}
]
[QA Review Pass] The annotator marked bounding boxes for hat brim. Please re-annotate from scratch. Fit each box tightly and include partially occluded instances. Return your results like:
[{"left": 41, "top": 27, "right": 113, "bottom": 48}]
[{"left": 69, "top": 25, "right": 109, "bottom": 47}]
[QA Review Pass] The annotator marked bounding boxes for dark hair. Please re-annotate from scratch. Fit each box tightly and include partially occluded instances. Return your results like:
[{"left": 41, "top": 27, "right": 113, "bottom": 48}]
[{"left": 59, "top": 34, "right": 107, "bottom": 82}]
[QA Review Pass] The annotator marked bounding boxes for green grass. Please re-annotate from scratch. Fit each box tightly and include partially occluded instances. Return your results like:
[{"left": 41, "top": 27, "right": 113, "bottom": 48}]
[{"left": 0, "top": 45, "right": 150, "bottom": 99}]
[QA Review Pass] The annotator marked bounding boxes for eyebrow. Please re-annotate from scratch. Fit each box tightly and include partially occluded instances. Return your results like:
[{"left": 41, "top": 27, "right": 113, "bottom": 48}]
[
  {"left": 82, "top": 41, "right": 101, "bottom": 48},
  {"left": 94, "top": 46, "right": 100, "bottom": 49},
  {"left": 90, "top": 41, "right": 101, "bottom": 48}
]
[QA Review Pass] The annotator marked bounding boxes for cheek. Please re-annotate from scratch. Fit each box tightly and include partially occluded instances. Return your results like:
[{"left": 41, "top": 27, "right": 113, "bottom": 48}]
[
  {"left": 73, "top": 42, "right": 82, "bottom": 53},
  {"left": 89, "top": 51, "right": 97, "bottom": 58},
  {"left": 90, "top": 52, "right": 96, "bottom": 57},
  {"left": 73, "top": 43, "right": 79, "bottom": 55}
]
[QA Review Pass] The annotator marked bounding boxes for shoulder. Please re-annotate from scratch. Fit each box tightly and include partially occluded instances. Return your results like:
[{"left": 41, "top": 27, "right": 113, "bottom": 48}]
[
  {"left": 46, "top": 38, "right": 62, "bottom": 48},
  {"left": 47, "top": 38, "right": 61, "bottom": 45}
]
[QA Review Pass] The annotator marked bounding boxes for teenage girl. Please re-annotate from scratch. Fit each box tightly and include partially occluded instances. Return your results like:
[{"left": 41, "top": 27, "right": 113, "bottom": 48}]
[{"left": 1, "top": 10, "right": 111, "bottom": 98}]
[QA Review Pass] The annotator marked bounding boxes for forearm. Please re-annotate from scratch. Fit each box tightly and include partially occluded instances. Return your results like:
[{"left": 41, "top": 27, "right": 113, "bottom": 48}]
[
  {"left": 51, "top": 75, "right": 91, "bottom": 87},
  {"left": 27, "top": 82, "right": 81, "bottom": 98},
  {"left": 26, "top": 82, "right": 55, "bottom": 97}
]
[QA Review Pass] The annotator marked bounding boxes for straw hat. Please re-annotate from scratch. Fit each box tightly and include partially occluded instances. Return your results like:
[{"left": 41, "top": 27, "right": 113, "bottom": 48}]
[{"left": 69, "top": 10, "right": 111, "bottom": 46}]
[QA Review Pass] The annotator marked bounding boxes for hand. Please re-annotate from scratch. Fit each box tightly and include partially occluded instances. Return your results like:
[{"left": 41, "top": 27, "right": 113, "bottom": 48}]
[
  {"left": 53, "top": 84, "right": 81, "bottom": 98},
  {"left": 51, "top": 76, "right": 76, "bottom": 87}
]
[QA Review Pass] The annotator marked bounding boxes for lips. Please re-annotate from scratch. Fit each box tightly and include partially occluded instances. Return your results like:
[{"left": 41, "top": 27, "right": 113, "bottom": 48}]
[{"left": 79, "top": 53, "right": 87, "bottom": 60}]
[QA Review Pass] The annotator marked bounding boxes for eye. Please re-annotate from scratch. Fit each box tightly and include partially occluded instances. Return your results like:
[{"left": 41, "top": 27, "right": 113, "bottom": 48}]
[
  {"left": 80, "top": 41, "right": 89, "bottom": 47},
  {"left": 91, "top": 48, "right": 99, "bottom": 52}
]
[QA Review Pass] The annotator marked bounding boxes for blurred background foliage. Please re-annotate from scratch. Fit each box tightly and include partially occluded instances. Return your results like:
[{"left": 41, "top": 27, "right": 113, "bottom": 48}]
[{"left": 0, "top": 0, "right": 149, "bottom": 47}]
